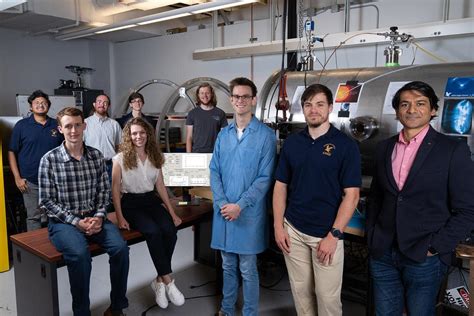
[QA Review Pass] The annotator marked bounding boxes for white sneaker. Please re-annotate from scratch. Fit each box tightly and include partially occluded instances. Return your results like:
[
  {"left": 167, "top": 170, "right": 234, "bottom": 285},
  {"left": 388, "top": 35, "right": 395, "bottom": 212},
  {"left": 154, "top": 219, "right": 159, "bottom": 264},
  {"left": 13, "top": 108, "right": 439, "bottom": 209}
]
[
  {"left": 166, "top": 279, "right": 185, "bottom": 306},
  {"left": 151, "top": 279, "right": 168, "bottom": 309}
]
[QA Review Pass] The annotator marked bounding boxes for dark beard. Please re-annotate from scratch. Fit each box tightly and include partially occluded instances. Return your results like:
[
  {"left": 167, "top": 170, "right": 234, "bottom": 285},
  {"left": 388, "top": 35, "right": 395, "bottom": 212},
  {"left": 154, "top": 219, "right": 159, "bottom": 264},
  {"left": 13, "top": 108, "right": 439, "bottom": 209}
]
[{"left": 307, "top": 121, "right": 323, "bottom": 128}]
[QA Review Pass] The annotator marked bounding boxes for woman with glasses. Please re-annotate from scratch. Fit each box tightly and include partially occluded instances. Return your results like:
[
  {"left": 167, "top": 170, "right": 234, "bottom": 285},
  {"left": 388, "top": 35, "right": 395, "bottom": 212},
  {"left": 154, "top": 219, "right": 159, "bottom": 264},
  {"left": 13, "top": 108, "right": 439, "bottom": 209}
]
[
  {"left": 111, "top": 117, "right": 185, "bottom": 309},
  {"left": 117, "top": 92, "right": 156, "bottom": 128}
]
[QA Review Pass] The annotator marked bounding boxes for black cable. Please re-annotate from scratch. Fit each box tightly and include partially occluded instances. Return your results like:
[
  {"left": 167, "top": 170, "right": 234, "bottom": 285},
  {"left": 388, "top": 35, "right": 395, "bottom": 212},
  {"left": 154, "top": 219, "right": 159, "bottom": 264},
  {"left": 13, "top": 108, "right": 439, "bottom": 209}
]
[
  {"left": 322, "top": 35, "right": 328, "bottom": 65},
  {"left": 141, "top": 293, "right": 220, "bottom": 315},
  {"left": 183, "top": 293, "right": 220, "bottom": 300},
  {"left": 190, "top": 280, "right": 216, "bottom": 289},
  {"left": 141, "top": 304, "right": 157, "bottom": 316},
  {"left": 275, "top": 0, "right": 288, "bottom": 122}
]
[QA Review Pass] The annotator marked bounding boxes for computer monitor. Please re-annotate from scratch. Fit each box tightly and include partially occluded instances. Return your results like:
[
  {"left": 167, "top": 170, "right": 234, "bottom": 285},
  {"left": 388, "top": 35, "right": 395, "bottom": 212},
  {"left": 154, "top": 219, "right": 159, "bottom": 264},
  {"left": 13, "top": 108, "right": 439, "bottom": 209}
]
[{"left": 162, "top": 153, "right": 212, "bottom": 205}]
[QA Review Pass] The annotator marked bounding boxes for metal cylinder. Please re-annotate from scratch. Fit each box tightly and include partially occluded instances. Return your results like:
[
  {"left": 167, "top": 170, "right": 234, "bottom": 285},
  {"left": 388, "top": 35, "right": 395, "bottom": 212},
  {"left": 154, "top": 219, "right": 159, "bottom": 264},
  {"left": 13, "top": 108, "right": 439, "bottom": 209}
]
[{"left": 257, "top": 62, "right": 474, "bottom": 175}]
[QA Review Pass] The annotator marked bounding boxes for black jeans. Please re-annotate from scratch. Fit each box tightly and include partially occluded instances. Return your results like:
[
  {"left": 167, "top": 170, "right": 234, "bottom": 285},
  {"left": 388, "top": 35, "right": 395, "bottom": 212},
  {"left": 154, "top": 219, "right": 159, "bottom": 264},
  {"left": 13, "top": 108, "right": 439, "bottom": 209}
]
[{"left": 121, "top": 192, "right": 177, "bottom": 276}]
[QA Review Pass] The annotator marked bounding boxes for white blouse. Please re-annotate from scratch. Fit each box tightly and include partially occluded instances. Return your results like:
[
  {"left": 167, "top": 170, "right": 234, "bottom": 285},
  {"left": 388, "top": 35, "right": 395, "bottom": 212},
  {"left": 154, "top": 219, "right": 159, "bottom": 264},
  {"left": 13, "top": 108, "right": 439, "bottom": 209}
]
[{"left": 113, "top": 152, "right": 160, "bottom": 193}]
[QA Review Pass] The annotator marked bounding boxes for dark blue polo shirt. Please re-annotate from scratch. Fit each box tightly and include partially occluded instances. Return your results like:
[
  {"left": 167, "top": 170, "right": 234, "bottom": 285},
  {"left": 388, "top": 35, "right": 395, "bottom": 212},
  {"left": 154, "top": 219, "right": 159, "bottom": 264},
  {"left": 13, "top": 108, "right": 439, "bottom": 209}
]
[
  {"left": 9, "top": 115, "right": 64, "bottom": 185},
  {"left": 275, "top": 124, "right": 361, "bottom": 238}
]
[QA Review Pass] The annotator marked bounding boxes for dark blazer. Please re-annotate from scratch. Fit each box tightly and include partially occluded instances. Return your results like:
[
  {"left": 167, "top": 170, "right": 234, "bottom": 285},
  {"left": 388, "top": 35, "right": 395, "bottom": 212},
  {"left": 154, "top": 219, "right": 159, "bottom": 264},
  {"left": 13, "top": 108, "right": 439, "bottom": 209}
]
[{"left": 366, "top": 126, "right": 474, "bottom": 265}]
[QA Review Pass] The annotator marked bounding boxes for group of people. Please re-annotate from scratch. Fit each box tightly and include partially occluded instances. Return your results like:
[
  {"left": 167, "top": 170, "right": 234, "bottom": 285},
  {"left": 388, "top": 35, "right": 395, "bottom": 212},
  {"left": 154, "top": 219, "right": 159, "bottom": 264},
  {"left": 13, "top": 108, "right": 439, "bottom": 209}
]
[
  {"left": 7, "top": 77, "right": 474, "bottom": 316},
  {"left": 9, "top": 90, "right": 186, "bottom": 316},
  {"left": 208, "top": 79, "right": 474, "bottom": 316}
]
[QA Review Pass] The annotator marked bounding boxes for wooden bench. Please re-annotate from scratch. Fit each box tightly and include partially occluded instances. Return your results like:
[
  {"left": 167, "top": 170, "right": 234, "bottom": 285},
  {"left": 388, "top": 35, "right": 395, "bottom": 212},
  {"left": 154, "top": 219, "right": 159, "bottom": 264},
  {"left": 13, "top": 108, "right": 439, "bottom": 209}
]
[{"left": 10, "top": 200, "right": 213, "bottom": 316}]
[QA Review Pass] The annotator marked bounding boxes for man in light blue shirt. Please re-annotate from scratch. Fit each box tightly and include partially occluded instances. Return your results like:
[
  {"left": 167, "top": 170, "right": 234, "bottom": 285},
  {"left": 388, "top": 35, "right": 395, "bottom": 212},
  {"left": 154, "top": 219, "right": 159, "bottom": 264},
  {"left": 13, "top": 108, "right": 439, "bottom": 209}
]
[{"left": 210, "top": 77, "right": 276, "bottom": 316}]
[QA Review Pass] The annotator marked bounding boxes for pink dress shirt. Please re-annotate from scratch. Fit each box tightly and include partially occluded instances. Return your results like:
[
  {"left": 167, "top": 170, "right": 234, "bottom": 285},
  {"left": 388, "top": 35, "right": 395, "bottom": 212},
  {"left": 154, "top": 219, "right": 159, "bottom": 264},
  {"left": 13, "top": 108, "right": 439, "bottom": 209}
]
[{"left": 391, "top": 125, "right": 430, "bottom": 190}]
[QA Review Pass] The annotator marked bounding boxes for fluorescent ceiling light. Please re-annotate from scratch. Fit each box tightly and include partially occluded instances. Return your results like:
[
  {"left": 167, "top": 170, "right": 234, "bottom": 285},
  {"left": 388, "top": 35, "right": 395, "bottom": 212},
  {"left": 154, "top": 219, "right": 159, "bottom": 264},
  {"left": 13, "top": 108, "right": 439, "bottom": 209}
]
[
  {"left": 137, "top": 12, "right": 192, "bottom": 25},
  {"left": 101, "top": 0, "right": 206, "bottom": 17},
  {"left": 57, "top": 0, "right": 265, "bottom": 40},
  {"left": 89, "top": 22, "right": 109, "bottom": 27},
  {"left": 0, "top": 0, "right": 27, "bottom": 11},
  {"left": 191, "top": 0, "right": 258, "bottom": 14},
  {"left": 95, "top": 24, "right": 138, "bottom": 34},
  {"left": 135, "top": 0, "right": 206, "bottom": 11}
]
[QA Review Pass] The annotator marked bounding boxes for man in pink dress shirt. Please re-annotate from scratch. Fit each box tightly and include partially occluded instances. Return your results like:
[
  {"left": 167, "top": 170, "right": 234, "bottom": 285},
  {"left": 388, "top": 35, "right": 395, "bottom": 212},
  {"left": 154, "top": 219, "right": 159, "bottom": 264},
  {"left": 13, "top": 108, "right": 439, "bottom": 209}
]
[{"left": 367, "top": 81, "right": 474, "bottom": 316}]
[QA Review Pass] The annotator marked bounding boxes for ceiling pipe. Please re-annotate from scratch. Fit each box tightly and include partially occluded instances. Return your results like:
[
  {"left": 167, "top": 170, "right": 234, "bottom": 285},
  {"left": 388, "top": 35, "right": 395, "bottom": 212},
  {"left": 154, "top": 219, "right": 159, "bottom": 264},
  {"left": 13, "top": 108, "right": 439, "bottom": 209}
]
[
  {"left": 351, "top": 3, "right": 380, "bottom": 66},
  {"left": 443, "top": 0, "right": 450, "bottom": 22},
  {"left": 344, "top": 0, "right": 351, "bottom": 32},
  {"left": 269, "top": 0, "right": 275, "bottom": 41}
]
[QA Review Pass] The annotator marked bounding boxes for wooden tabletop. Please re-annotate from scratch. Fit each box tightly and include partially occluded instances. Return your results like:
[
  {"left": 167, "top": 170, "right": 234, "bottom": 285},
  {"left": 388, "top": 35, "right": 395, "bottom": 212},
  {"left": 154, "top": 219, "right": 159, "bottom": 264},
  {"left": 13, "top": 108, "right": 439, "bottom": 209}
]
[
  {"left": 10, "top": 199, "right": 213, "bottom": 263},
  {"left": 456, "top": 243, "right": 474, "bottom": 259}
]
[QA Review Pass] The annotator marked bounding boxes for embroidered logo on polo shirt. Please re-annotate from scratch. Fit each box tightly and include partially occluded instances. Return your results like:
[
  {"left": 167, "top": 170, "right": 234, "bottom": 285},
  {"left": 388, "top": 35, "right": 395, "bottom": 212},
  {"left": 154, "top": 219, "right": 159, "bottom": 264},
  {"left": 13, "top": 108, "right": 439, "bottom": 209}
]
[
  {"left": 323, "top": 143, "right": 335, "bottom": 156},
  {"left": 51, "top": 128, "right": 59, "bottom": 137}
]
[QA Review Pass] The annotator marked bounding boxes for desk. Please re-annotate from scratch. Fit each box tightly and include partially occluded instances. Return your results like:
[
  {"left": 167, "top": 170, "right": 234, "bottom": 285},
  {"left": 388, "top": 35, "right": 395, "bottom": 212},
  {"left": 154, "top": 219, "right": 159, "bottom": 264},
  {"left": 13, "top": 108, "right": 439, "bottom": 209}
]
[
  {"left": 456, "top": 244, "right": 474, "bottom": 316},
  {"left": 10, "top": 200, "right": 213, "bottom": 316}
]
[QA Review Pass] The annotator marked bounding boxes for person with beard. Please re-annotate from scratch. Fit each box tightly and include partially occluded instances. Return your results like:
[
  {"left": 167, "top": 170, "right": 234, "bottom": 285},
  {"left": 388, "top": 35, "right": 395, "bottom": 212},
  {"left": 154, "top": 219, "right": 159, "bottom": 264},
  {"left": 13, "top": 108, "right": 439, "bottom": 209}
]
[
  {"left": 272, "top": 84, "right": 361, "bottom": 316},
  {"left": 116, "top": 92, "right": 156, "bottom": 129},
  {"left": 8, "top": 90, "right": 64, "bottom": 231},
  {"left": 83, "top": 94, "right": 122, "bottom": 181},
  {"left": 186, "top": 83, "right": 228, "bottom": 153}
]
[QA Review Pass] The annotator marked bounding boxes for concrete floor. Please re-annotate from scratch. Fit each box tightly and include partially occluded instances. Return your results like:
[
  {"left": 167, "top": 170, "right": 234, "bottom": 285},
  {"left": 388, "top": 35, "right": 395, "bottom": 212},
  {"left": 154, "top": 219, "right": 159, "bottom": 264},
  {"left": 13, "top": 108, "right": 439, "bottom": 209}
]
[{"left": 0, "top": 226, "right": 367, "bottom": 315}]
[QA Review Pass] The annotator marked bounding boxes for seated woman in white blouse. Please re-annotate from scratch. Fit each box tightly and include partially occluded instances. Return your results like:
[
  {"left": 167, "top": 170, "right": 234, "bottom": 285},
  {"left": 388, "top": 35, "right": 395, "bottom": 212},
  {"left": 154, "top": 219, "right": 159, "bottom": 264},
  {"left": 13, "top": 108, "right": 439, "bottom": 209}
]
[{"left": 111, "top": 117, "right": 185, "bottom": 309}]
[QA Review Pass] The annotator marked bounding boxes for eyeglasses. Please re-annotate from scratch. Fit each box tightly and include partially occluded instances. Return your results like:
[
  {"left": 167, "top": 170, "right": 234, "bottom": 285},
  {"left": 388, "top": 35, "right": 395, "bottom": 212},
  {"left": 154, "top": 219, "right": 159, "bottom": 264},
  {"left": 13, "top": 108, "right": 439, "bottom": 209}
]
[
  {"left": 130, "top": 99, "right": 143, "bottom": 104},
  {"left": 32, "top": 101, "right": 48, "bottom": 106},
  {"left": 231, "top": 95, "right": 253, "bottom": 101}
]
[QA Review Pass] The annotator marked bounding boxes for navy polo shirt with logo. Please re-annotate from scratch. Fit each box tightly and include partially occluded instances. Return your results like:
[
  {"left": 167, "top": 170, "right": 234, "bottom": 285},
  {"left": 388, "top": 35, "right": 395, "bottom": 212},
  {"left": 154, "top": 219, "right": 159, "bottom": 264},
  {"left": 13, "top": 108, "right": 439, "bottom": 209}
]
[
  {"left": 274, "top": 124, "right": 361, "bottom": 238},
  {"left": 9, "top": 115, "right": 64, "bottom": 185}
]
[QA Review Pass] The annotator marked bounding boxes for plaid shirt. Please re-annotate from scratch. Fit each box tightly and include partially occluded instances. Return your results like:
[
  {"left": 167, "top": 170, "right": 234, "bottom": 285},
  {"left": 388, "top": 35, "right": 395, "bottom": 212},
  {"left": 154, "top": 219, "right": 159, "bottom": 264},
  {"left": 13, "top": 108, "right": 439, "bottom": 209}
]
[{"left": 38, "top": 142, "right": 109, "bottom": 226}]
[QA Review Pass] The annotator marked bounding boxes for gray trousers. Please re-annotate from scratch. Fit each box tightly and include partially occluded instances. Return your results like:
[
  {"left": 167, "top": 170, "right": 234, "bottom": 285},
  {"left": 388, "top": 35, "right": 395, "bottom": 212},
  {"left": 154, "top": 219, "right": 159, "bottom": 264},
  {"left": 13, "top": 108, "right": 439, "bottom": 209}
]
[{"left": 22, "top": 181, "right": 42, "bottom": 231}]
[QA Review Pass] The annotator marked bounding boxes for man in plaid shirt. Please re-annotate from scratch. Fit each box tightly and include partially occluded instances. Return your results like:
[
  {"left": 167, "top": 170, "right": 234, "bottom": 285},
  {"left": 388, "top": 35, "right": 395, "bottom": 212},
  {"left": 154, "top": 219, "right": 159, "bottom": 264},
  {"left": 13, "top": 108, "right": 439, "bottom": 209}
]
[{"left": 39, "top": 107, "right": 129, "bottom": 316}]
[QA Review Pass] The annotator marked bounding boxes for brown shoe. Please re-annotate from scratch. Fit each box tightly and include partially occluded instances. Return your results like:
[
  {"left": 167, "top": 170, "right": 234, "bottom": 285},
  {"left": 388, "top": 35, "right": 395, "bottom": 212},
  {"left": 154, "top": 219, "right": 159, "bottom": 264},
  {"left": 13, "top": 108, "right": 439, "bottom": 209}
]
[
  {"left": 215, "top": 311, "right": 228, "bottom": 316},
  {"left": 104, "top": 306, "right": 125, "bottom": 316}
]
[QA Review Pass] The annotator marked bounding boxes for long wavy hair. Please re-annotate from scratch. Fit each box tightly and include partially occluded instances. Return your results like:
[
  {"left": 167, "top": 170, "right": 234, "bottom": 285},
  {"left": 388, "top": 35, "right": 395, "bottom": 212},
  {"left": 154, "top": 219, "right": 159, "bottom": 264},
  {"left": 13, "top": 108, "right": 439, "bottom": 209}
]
[
  {"left": 119, "top": 117, "right": 164, "bottom": 171},
  {"left": 195, "top": 83, "right": 217, "bottom": 107}
]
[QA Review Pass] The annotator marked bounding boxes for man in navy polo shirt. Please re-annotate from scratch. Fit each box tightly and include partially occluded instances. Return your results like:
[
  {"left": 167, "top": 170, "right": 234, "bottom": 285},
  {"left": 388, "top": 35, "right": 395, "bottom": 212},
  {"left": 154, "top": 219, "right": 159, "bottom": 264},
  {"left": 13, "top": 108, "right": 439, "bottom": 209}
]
[
  {"left": 273, "top": 83, "right": 361, "bottom": 316},
  {"left": 8, "top": 90, "right": 64, "bottom": 231}
]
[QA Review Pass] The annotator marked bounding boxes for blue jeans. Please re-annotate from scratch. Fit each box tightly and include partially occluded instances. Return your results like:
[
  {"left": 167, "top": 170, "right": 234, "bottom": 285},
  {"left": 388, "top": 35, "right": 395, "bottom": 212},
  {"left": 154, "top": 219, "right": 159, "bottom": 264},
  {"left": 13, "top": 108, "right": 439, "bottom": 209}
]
[
  {"left": 369, "top": 248, "right": 448, "bottom": 316},
  {"left": 220, "top": 251, "right": 259, "bottom": 316},
  {"left": 48, "top": 219, "right": 129, "bottom": 316}
]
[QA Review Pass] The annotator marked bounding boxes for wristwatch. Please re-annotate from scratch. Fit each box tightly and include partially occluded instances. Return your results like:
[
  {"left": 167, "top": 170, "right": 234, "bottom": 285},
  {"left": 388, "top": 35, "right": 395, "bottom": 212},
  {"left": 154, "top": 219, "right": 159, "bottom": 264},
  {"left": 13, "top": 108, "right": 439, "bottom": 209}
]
[{"left": 330, "top": 227, "right": 344, "bottom": 239}]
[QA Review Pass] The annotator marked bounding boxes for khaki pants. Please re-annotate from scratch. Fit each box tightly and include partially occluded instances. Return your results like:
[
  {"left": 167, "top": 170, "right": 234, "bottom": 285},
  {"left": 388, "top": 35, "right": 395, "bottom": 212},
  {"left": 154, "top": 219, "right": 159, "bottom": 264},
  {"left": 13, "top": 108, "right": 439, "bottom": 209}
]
[{"left": 283, "top": 220, "right": 344, "bottom": 316}]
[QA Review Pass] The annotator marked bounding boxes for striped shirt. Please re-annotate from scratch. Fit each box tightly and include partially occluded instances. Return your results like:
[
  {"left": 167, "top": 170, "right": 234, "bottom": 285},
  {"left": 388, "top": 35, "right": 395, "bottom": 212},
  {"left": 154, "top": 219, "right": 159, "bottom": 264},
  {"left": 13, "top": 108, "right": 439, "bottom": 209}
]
[{"left": 38, "top": 142, "right": 109, "bottom": 226}]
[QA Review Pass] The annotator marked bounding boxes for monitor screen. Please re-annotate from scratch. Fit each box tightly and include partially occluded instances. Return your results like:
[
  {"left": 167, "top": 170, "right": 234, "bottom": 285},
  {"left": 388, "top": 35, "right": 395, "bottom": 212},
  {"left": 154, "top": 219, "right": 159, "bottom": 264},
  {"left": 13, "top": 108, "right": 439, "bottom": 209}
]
[{"left": 162, "top": 153, "right": 212, "bottom": 187}]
